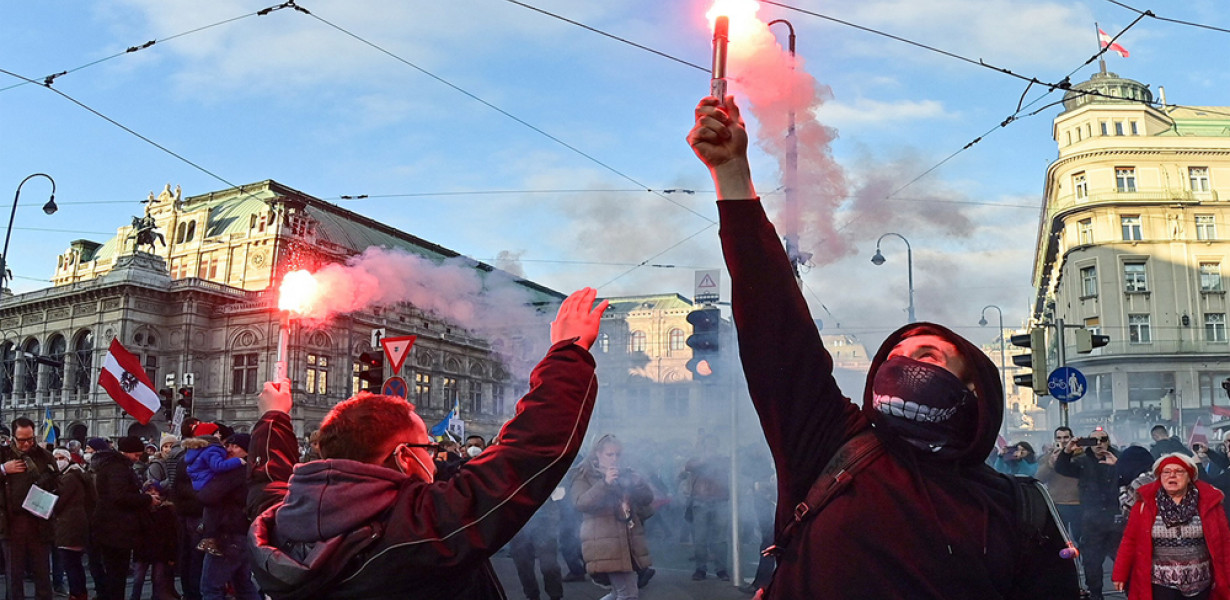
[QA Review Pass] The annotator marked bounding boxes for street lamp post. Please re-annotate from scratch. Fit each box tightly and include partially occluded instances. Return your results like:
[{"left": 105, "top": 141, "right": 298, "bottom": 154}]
[
  {"left": 980, "top": 305, "right": 1008, "bottom": 437},
  {"left": 2, "top": 174, "right": 58, "bottom": 293},
  {"left": 870, "top": 233, "right": 915, "bottom": 323}
]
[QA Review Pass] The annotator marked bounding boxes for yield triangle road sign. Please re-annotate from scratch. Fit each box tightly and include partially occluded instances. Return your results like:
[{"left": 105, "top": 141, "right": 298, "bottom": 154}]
[{"left": 381, "top": 335, "right": 417, "bottom": 373}]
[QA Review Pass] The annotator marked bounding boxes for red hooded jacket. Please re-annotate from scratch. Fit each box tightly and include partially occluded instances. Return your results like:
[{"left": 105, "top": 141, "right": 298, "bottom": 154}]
[{"left": 1113, "top": 479, "right": 1230, "bottom": 600}]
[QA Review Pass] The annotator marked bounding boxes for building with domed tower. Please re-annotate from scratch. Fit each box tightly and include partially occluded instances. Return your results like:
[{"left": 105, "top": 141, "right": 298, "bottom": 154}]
[{"left": 1030, "top": 65, "right": 1230, "bottom": 440}]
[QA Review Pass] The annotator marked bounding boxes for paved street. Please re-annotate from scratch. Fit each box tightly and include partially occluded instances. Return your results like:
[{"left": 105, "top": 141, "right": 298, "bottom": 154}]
[{"left": 490, "top": 556, "right": 754, "bottom": 600}]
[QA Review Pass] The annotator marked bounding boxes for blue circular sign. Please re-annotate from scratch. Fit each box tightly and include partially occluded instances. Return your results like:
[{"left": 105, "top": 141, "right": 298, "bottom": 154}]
[
  {"left": 1048, "top": 367, "right": 1087, "bottom": 403},
  {"left": 382, "top": 376, "right": 409, "bottom": 399}
]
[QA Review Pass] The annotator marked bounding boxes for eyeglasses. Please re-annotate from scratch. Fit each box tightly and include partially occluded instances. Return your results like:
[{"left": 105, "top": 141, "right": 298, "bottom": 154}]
[
  {"left": 1092, "top": 437, "right": 1110, "bottom": 443},
  {"left": 13, "top": 437, "right": 35, "bottom": 445},
  {"left": 399, "top": 442, "right": 441, "bottom": 455},
  {"left": 1161, "top": 468, "right": 1189, "bottom": 477}
]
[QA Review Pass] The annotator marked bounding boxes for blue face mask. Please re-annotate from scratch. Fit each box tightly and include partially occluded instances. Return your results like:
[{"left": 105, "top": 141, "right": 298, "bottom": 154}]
[{"left": 871, "top": 356, "right": 975, "bottom": 457}]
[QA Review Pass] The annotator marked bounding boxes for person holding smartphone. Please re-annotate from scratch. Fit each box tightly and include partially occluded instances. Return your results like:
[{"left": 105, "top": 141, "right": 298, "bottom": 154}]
[{"left": 1057, "top": 431, "right": 1121, "bottom": 600}]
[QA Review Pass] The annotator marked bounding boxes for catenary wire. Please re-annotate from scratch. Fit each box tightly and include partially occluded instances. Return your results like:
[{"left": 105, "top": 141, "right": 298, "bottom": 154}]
[{"left": 1102, "top": 0, "right": 1230, "bottom": 34}]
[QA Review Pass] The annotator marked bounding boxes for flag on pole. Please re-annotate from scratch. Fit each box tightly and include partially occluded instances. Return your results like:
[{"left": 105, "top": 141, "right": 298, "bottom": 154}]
[
  {"left": 1189, "top": 418, "right": 1212, "bottom": 449},
  {"left": 41, "top": 407, "right": 56, "bottom": 445},
  {"left": 1098, "top": 28, "right": 1130, "bottom": 58},
  {"left": 98, "top": 338, "right": 160, "bottom": 425},
  {"left": 429, "top": 401, "right": 459, "bottom": 439},
  {"left": 1212, "top": 404, "right": 1230, "bottom": 419}
]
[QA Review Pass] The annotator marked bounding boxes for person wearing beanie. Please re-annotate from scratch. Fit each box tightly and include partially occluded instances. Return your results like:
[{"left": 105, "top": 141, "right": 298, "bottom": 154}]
[
  {"left": 52, "top": 446, "right": 92, "bottom": 600},
  {"left": 92, "top": 436, "right": 158, "bottom": 600},
  {"left": 1114, "top": 453, "right": 1230, "bottom": 599},
  {"left": 184, "top": 423, "right": 245, "bottom": 558}
]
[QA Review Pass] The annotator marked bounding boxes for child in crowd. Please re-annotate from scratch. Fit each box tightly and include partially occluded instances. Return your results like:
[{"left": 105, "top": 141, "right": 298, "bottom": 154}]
[{"left": 183, "top": 422, "right": 244, "bottom": 556}]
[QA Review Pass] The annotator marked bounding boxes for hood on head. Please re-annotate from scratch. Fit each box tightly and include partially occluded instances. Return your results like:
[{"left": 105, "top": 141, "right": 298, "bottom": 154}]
[
  {"left": 863, "top": 322, "right": 1003, "bottom": 465},
  {"left": 274, "top": 459, "right": 407, "bottom": 543}
]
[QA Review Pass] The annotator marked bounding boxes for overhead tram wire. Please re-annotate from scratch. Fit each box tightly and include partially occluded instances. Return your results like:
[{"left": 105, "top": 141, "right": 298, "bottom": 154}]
[
  {"left": 289, "top": 4, "right": 715, "bottom": 226},
  {"left": 0, "top": 3, "right": 292, "bottom": 94},
  {"left": 1102, "top": 0, "right": 1230, "bottom": 34},
  {"left": 498, "top": 0, "right": 708, "bottom": 73},
  {"left": 595, "top": 223, "right": 717, "bottom": 290}
]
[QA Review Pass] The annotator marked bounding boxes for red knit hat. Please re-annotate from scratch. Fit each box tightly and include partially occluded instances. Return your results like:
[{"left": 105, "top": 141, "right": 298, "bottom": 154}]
[
  {"left": 192, "top": 422, "right": 220, "bottom": 437},
  {"left": 1154, "top": 453, "right": 1198, "bottom": 480}
]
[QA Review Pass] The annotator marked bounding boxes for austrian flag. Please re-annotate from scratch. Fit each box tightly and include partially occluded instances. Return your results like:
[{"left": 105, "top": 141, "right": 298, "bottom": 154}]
[
  {"left": 1098, "top": 28, "right": 1129, "bottom": 58},
  {"left": 99, "top": 338, "right": 161, "bottom": 424}
]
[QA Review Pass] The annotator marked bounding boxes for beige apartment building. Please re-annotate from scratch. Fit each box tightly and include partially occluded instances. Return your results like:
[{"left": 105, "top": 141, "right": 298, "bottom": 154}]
[{"left": 1031, "top": 68, "right": 1230, "bottom": 441}]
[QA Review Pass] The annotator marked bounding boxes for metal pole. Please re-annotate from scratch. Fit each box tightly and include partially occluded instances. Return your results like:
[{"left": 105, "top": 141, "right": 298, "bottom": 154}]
[
  {"left": 873, "top": 233, "right": 915, "bottom": 322},
  {"left": 729, "top": 380, "right": 741, "bottom": 587},
  {"left": 981, "top": 305, "right": 1007, "bottom": 437},
  {"left": 1057, "top": 318, "right": 1068, "bottom": 429},
  {"left": 2, "top": 174, "right": 56, "bottom": 293}
]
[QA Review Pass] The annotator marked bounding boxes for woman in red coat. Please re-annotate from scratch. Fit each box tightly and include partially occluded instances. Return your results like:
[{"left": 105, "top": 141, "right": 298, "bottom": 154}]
[{"left": 1114, "top": 453, "right": 1230, "bottom": 600}]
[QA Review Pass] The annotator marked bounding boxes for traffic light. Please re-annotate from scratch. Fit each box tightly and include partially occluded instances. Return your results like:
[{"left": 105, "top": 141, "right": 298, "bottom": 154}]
[
  {"left": 177, "top": 387, "right": 194, "bottom": 414},
  {"left": 1010, "top": 327, "right": 1048, "bottom": 395},
  {"left": 357, "top": 351, "right": 385, "bottom": 390},
  {"left": 1075, "top": 328, "right": 1111, "bottom": 354},
  {"left": 159, "top": 388, "right": 174, "bottom": 420},
  {"left": 685, "top": 308, "right": 721, "bottom": 379},
  {"left": 1222, "top": 377, "right": 1230, "bottom": 400}
]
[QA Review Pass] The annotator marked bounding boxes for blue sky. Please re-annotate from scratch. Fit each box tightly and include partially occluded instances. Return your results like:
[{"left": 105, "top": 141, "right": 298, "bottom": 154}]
[{"left": 2, "top": 0, "right": 1227, "bottom": 347}]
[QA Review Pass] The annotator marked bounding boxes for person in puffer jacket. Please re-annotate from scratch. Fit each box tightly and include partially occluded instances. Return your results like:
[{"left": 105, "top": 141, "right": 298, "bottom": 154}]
[{"left": 183, "top": 422, "right": 245, "bottom": 556}]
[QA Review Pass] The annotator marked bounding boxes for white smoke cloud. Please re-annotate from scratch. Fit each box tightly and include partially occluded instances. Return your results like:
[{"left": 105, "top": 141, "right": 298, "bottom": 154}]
[{"left": 293, "top": 246, "right": 553, "bottom": 374}]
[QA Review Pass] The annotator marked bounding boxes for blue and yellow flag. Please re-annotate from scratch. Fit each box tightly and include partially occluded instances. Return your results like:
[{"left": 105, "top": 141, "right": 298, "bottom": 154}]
[{"left": 41, "top": 407, "right": 56, "bottom": 445}]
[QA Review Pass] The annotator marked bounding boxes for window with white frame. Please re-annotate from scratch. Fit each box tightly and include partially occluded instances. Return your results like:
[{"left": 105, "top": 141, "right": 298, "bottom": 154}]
[
  {"left": 1116, "top": 168, "right": 1137, "bottom": 193},
  {"left": 1190, "top": 167, "right": 1211, "bottom": 192},
  {"left": 1128, "top": 314, "right": 1152, "bottom": 343},
  {"left": 668, "top": 328, "right": 685, "bottom": 353},
  {"left": 1115, "top": 122, "right": 1125, "bottom": 136},
  {"left": 1081, "top": 266, "right": 1098, "bottom": 297},
  {"left": 1124, "top": 262, "right": 1148, "bottom": 292},
  {"left": 232, "top": 353, "right": 259, "bottom": 395},
  {"left": 1201, "top": 262, "right": 1223, "bottom": 291},
  {"left": 1078, "top": 218, "right": 1094, "bottom": 245},
  {"left": 1073, "top": 173, "right": 1088, "bottom": 200},
  {"left": 305, "top": 354, "right": 328, "bottom": 395},
  {"left": 1121, "top": 215, "right": 1142, "bottom": 240},
  {"left": 1131, "top": 121, "right": 1139, "bottom": 135},
  {"left": 415, "top": 373, "right": 432, "bottom": 407},
  {"left": 1206, "top": 314, "right": 1227, "bottom": 342},
  {"left": 1196, "top": 215, "right": 1217, "bottom": 240},
  {"left": 628, "top": 330, "right": 647, "bottom": 353},
  {"left": 442, "top": 377, "right": 458, "bottom": 410},
  {"left": 1101, "top": 122, "right": 1109, "bottom": 136}
]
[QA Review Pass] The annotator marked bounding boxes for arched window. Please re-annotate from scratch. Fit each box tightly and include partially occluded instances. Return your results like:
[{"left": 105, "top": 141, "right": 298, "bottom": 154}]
[
  {"left": 596, "top": 333, "right": 610, "bottom": 354},
  {"left": 21, "top": 339, "right": 40, "bottom": 393},
  {"left": 46, "top": 335, "right": 67, "bottom": 390},
  {"left": 628, "top": 330, "right": 647, "bottom": 353},
  {"left": 186, "top": 220, "right": 196, "bottom": 242},
  {"left": 73, "top": 331, "right": 93, "bottom": 392},
  {"left": 176, "top": 222, "right": 187, "bottom": 244},
  {"left": 668, "top": 328, "right": 685, "bottom": 353},
  {"left": 0, "top": 342, "right": 14, "bottom": 397}
]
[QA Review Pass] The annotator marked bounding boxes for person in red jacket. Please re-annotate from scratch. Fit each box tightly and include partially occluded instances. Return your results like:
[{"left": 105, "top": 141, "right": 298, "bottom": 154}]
[{"left": 1114, "top": 453, "right": 1230, "bottom": 600}]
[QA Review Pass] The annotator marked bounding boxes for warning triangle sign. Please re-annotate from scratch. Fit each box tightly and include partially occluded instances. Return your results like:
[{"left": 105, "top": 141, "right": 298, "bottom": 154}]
[
  {"left": 381, "top": 335, "right": 417, "bottom": 373},
  {"left": 697, "top": 274, "right": 717, "bottom": 289}
]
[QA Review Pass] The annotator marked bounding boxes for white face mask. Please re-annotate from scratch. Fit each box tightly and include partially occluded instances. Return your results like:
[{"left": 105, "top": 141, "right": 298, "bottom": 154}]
[
  {"left": 466, "top": 446, "right": 482, "bottom": 458},
  {"left": 56, "top": 459, "right": 71, "bottom": 471}
]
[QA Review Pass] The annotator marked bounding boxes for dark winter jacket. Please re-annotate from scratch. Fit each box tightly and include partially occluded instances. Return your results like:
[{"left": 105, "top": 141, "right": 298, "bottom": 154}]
[
  {"left": 1151, "top": 436, "right": 1194, "bottom": 459},
  {"left": 198, "top": 464, "right": 249, "bottom": 538},
  {"left": 247, "top": 340, "right": 598, "bottom": 600},
  {"left": 0, "top": 442, "right": 60, "bottom": 541},
  {"left": 53, "top": 463, "right": 92, "bottom": 549},
  {"left": 91, "top": 449, "right": 153, "bottom": 550},
  {"left": 1055, "top": 447, "right": 1122, "bottom": 522},
  {"left": 1113, "top": 480, "right": 1230, "bottom": 600},
  {"left": 170, "top": 446, "right": 203, "bottom": 518},
  {"left": 135, "top": 503, "right": 179, "bottom": 564},
  {"left": 718, "top": 200, "right": 1079, "bottom": 599}
]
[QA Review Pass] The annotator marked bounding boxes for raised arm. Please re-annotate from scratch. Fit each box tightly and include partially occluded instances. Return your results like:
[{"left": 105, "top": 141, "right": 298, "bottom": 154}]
[
  {"left": 688, "top": 95, "right": 857, "bottom": 502},
  {"left": 247, "top": 379, "right": 299, "bottom": 519}
]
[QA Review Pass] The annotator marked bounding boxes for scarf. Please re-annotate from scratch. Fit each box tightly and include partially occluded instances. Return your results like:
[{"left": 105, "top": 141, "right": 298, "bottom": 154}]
[
  {"left": 1157, "top": 484, "right": 1200, "bottom": 527},
  {"left": 871, "top": 357, "right": 976, "bottom": 458}
]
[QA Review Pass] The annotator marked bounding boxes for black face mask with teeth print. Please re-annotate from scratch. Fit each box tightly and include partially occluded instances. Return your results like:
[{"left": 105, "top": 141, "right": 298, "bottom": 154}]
[{"left": 871, "top": 356, "right": 976, "bottom": 459}]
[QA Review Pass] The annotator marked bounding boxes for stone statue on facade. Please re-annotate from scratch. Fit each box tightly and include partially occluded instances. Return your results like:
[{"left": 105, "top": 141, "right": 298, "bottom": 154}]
[{"left": 129, "top": 191, "right": 166, "bottom": 252}]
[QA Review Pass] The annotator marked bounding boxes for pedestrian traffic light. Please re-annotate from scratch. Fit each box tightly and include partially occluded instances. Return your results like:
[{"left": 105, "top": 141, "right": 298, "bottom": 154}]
[
  {"left": 686, "top": 307, "right": 721, "bottom": 379},
  {"left": 177, "top": 387, "right": 194, "bottom": 414},
  {"left": 1074, "top": 328, "right": 1111, "bottom": 354},
  {"left": 1010, "top": 327, "right": 1048, "bottom": 395},
  {"left": 159, "top": 388, "right": 174, "bottom": 420},
  {"left": 357, "top": 351, "right": 385, "bottom": 390}
]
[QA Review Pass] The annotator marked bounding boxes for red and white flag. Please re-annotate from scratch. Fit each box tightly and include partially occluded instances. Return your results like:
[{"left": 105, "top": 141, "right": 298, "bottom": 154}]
[
  {"left": 98, "top": 338, "right": 160, "bottom": 424},
  {"left": 1189, "top": 418, "right": 1212, "bottom": 449},
  {"left": 1098, "top": 28, "right": 1130, "bottom": 58}
]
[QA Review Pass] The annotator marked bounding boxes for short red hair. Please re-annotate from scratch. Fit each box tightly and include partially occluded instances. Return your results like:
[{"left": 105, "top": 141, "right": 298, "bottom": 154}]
[{"left": 317, "top": 392, "right": 424, "bottom": 464}]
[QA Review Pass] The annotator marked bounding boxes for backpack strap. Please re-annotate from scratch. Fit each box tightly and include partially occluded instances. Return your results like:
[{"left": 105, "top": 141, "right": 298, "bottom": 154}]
[{"left": 762, "top": 429, "right": 885, "bottom": 558}]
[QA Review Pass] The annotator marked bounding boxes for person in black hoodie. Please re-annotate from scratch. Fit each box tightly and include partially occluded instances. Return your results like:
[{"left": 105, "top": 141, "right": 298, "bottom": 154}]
[
  {"left": 1149, "top": 425, "right": 1193, "bottom": 459},
  {"left": 247, "top": 287, "right": 607, "bottom": 600},
  {"left": 687, "top": 95, "right": 1079, "bottom": 599}
]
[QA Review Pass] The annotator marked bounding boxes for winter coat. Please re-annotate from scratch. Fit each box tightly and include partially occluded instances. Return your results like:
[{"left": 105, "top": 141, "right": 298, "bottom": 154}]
[
  {"left": 169, "top": 446, "right": 202, "bottom": 518},
  {"left": 135, "top": 503, "right": 179, "bottom": 564},
  {"left": 183, "top": 438, "right": 243, "bottom": 491},
  {"left": 718, "top": 200, "right": 1080, "bottom": 599},
  {"left": 572, "top": 465, "right": 653, "bottom": 574},
  {"left": 1112, "top": 479, "right": 1230, "bottom": 600},
  {"left": 146, "top": 456, "right": 170, "bottom": 486},
  {"left": 1037, "top": 449, "right": 1080, "bottom": 505},
  {"left": 198, "top": 465, "right": 248, "bottom": 538},
  {"left": 52, "top": 464, "right": 92, "bottom": 549},
  {"left": 993, "top": 454, "right": 1038, "bottom": 477},
  {"left": 247, "top": 340, "right": 598, "bottom": 600},
  {"left": 1056, "top": 447, "right": 1122, "bottom": 523},
  {"left": 0, "top": 442, "right": 60, "bottom": 541},
  {"left": 1151, "top": 436, "right": 1194, "bottom": 460},
  {"left": 91, "top": 449, "right": 153, "bottom": 550}
]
